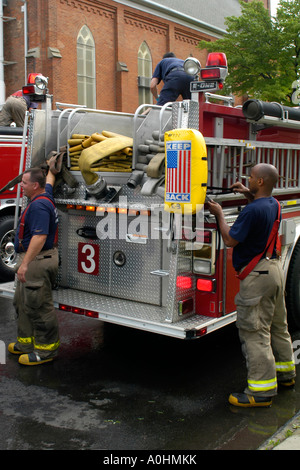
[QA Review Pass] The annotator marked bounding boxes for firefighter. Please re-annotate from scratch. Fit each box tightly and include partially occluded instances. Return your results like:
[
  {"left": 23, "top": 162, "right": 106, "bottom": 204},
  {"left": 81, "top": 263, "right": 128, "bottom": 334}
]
[
  {"left": 207, "top": 163, "right": 296, "bottom": 407},
  {"left": 8, "top": 161, "right": 59, "bottom": 365},
  {"left": 150, "top": 52, "right": 194, "bottom": 106},
  {"left": 0, "top": 90, "right": 38, "bottom": 127}
]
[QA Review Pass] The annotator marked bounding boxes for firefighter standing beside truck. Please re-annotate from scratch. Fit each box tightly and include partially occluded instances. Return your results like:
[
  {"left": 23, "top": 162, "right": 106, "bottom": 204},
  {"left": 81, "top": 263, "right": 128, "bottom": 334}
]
[
  {"left": 8, "top": 160, "right": 60, "bottom": 365},
  {"left": 207, "top": 163, "right": 296, "bottom": 407}
]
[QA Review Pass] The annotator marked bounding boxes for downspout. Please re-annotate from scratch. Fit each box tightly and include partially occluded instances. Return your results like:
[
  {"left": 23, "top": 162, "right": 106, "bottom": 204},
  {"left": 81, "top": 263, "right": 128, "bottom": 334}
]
[
  {"left": 21, "top": 0, "right": 28, "bottom": 83},
  {"left": 0, "top": 0, "right": 5, "bottom": 104}
]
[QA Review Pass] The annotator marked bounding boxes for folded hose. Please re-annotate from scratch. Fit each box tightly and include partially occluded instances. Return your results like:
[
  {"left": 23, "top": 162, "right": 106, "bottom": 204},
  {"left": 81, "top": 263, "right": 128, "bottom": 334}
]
[{"left": 77, "top": 131, "right": 133, "bottom": 186}]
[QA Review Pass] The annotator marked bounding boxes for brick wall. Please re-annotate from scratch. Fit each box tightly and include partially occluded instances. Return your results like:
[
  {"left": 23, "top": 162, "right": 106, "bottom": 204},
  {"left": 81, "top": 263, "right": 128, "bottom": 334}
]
[{"left": 2, "top": 0, "right": 238, "bottom": 113}]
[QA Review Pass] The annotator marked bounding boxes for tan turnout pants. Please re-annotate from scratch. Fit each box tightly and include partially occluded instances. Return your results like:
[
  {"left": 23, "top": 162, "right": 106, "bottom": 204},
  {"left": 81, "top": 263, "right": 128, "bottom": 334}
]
[
  {"left": 0, "top": 96, "right": 27, "bottom": 127},
  {"left": 235, "top": 258, "right": 296, "bottom": 397},
  {"left": 13, "top": 248, "right": 60, "bottom": 359}
]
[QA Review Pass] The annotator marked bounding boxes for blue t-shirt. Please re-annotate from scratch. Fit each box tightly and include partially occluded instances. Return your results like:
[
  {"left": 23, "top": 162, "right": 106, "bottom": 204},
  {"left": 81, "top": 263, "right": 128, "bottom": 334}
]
[
  {"left": 229, "top": 197, "right": 280, "bottom": 271},
  {"left": 152, "top": 58, "right": 185, "bottom": 84},
  {"left": 15, "top": 184, "right": 58, "bottom": 253}
]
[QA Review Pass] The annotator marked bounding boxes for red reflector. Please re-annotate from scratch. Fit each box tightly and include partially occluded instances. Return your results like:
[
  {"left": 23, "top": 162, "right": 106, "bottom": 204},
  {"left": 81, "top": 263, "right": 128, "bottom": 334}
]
[
  {"left": 72, "top": 307, "right": 85, "bottom": 315},
  {"left": 196, "top": 327, "right": 207, "bottom": 337},
  {"left": 200, "top": 68, "right": 221, "bottom": 80},
  {"left": 85, "top": 310, "right": 98, "bottom": 318},
  {"left": 197, "top": 279, "right": 214, "bottom": 292},
  {"left": 59, "top": 304, "right": 72, "bottom": 312},
  {"left": 176, "top": 276, "right": 193, "bottom": 289},
  {"left": 206, "top": 52, "right": 227, "bottom": 68}
]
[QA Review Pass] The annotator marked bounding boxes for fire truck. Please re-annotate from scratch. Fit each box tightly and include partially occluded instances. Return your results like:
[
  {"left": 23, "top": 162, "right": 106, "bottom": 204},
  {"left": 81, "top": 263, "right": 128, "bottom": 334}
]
[{"left": 0, "top": 53, "right": 300, "bottom": 339}]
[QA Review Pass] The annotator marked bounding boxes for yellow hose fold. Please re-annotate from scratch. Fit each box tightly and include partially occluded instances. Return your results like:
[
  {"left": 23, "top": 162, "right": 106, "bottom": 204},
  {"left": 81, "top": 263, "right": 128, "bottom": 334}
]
[{"left": 77, "top": 132, "right": 133, "bottom": 185}]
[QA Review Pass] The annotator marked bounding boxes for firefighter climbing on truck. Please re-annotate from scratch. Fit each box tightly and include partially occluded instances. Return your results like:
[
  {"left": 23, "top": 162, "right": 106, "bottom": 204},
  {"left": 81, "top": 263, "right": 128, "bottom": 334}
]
[{"left": 0, "top": 73, "right": 47, "bottom": 128}]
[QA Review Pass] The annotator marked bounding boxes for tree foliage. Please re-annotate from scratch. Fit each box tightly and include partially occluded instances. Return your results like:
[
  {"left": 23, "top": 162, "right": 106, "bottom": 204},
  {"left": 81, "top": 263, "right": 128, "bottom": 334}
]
[{"left": 198, "top": 0, "right": 300, "bottom": 105}]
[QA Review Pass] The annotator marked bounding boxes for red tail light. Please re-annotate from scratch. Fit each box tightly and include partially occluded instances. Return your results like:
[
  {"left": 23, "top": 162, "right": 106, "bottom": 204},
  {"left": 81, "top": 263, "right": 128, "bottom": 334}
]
[
  {"left": 176, "top": 276, "right": 193, "bottom": 289},
  {"left": 201, "top": 68, "right": 221, "bottom": 80},
  {"left": 197, "top": 278, "right": 215, "bottom": 292},
  {"left": 22, "top": 85, "right": 35, "bottom": 95}
]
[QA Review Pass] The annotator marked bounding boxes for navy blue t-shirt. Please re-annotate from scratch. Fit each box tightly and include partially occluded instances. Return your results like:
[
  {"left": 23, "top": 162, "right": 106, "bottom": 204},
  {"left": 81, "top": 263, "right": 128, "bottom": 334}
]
[
  {"left": 152, "top": 58, "right": 185, "bottom": 84},
  {"left": 15, "top": 183, "right": 58, "bottom": 253},
  {"left": 229, "top": 197, "right": 280, "bottom": 271}
]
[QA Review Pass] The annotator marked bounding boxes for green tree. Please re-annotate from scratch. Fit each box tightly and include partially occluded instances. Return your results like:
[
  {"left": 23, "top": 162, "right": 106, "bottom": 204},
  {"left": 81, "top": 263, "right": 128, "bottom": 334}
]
[{"left": 198, "top": 0, "right": 300, "bottom": 105}]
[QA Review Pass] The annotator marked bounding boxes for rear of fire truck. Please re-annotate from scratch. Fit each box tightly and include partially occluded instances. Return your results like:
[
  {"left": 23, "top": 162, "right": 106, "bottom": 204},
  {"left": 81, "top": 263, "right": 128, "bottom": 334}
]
[{"left": 0, "top": 54, "right": 300, "bottom": 339}]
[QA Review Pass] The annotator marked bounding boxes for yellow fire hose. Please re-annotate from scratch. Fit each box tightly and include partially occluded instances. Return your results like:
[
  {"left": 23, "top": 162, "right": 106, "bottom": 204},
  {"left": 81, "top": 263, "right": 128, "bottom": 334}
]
[{"left": 68, "top": 131, "right": 133, "bottom": 186}]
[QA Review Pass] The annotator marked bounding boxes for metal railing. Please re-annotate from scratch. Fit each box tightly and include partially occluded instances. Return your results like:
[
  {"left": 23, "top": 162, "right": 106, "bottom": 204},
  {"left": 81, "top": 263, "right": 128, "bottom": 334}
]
[{"left": 205, "top": 138, "right": 300, "bottom": 193}]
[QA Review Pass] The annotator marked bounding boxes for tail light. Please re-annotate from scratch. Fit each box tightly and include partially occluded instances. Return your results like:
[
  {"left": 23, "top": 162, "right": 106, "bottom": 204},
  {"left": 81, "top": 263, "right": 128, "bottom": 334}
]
[
  {"left": 196, "top": 278, "right": 216, "bottom": 293},
  {"left": 201, "top": 68, "right": 221, "bottom": 80},
  {"left": 176, "top": 276, "right": 193, "bottom": 289}
]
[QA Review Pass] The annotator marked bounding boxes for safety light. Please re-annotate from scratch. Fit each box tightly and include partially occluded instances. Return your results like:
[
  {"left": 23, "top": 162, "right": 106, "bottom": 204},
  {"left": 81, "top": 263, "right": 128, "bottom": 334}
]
[
  {"left": 195, "top": 327, "right": 207, "bottom": 337},
  {"left": 176, "top": 276, "right": 193, "bottom": 289},
  {"left": 27, "top": 73, "right": 42, "bottom": 84},
  {"left": 59, "top": 304, "right": 99, "bottom": 318},
  {"left": 72, "top": 307, "right": 85, "bottom": 315},
  {"left": 197, "top": 52, "right": 228, "bottom": 85},
  {"left": 196, "top": 278, "right": 215, "bottom": 292},
  {"left": 206, "top": 52, "right": 227, "bottom": 68},
  {"left": 184, "top": 57, "right": 201, "bottom": 76},
  {"left": 35, "top": 75, "right": 48, "bottom": 90},
  {"left": 201, "top": 68, "right": 221, "bottom": 80},
  {"left": 85, "top": 310, "right": 99, "bottom": 318},
  {"left": 22, "top": 73, "right": 49, "bottom": 101},
  {"left": 194, "top": 259, "right": 211, "bottom": 274},
  {"left": 22, "top": 85, "right": 36, "bottom": 95}
]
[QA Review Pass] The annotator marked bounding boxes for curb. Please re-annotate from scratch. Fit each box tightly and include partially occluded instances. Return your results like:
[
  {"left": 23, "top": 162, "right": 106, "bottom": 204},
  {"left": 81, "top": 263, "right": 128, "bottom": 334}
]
[{"left": 259, "top": 411, "right": 300, "bottom": 450}]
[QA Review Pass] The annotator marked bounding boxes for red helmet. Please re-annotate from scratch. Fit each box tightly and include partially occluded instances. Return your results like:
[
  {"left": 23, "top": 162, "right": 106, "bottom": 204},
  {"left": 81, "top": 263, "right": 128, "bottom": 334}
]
[{"left": 11, "top": 90, "right": 23, "bottom": 98}]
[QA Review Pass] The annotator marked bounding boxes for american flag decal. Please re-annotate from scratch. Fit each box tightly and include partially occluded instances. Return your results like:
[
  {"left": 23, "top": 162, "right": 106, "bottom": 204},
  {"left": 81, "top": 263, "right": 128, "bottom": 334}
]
[{"left": 166, "top": 141, "right": 191, "bottom": 201}]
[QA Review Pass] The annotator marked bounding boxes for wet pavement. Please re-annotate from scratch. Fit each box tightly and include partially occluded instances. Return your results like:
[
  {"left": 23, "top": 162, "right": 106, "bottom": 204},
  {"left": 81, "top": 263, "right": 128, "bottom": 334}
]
[{"left": 0, "top": 296, "right": 300, "bottom": 452}]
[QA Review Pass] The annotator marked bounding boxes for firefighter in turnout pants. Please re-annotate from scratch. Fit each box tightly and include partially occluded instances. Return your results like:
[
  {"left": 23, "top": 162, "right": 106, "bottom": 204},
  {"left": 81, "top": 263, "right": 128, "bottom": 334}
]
[
  {"left": 208, "top": 163, "right": 296, "bottom": 407},
  {"left": 8, "top": 161, "right": 59, "bottom": 365}
]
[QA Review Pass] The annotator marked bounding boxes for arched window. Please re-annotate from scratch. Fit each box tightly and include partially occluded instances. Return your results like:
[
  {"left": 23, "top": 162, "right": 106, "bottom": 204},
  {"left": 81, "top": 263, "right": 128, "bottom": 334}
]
[
  {"left": 138, "top": 42, "right": 152, "bottom": 105},
  {"left": 77, "top": 25, "right": 96, "bottom": 108}
]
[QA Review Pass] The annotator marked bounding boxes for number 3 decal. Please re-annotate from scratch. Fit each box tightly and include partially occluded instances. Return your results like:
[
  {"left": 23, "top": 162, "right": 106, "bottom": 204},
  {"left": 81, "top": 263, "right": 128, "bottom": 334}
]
[{"left": 78, "top": 243, "right": 99, "bottom": 276}]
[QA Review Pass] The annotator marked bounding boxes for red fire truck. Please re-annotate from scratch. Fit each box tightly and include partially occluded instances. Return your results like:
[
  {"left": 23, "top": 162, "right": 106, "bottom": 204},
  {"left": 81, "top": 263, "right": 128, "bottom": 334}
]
[{"left": 0, "top": 53, "right": 299, "bottom": 338}]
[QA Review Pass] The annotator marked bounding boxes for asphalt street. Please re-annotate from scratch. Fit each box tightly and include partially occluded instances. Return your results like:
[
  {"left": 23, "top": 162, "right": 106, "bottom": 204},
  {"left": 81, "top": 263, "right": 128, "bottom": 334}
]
[{"left": 1, "top": 295, "right": 300, "bottom": 452}]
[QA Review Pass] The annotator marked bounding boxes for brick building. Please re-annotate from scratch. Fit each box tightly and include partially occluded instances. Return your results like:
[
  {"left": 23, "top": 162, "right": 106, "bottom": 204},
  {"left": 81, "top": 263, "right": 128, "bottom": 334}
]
[{"left": 1, "top": 0, "right": 270, "bottom": 113}]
